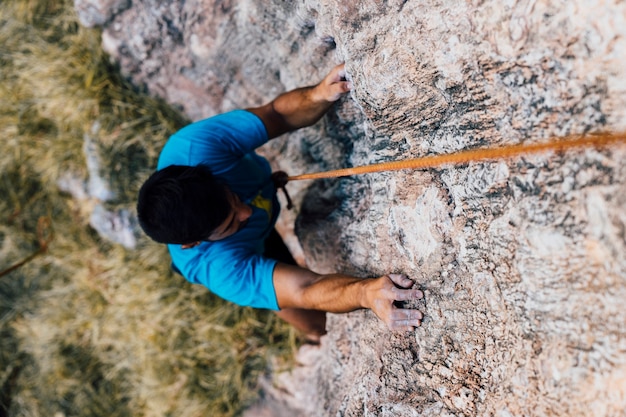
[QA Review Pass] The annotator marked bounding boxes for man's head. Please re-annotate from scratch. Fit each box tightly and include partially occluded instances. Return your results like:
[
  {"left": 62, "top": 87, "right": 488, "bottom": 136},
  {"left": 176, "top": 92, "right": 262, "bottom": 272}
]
[{"left": 137, "top": 165, "right": 232, "bottom": 244}]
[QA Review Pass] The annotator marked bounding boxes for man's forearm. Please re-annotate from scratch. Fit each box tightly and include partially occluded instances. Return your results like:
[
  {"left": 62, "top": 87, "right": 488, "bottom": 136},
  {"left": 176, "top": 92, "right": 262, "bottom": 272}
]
[
  {"left": 298, "top": 272, "right": 372, "bottom": 313},
  {"left": 274, "top": 263, "right": 367, "bottom": 312},
  {"left": 273, "top": 263, "right": 424, "bottom": 330}
]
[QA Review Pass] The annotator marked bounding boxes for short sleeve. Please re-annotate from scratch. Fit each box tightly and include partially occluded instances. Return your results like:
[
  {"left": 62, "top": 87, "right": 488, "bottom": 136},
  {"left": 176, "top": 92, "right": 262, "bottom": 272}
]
[
  {"left": 170, "top": 242, "right": 279, "bottom": 310},
  {"left": 204, "top": 250, "right": 279, "bottom": 310},
  {"left": 157, "top": 110, "right": 269, "bottom": 173}
]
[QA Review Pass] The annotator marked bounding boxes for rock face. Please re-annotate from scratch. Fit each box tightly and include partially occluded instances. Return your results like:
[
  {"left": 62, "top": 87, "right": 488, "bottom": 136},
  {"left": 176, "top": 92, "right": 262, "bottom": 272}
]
[{"left": 75, "top": 0, "right": 626, "bottom": 415}]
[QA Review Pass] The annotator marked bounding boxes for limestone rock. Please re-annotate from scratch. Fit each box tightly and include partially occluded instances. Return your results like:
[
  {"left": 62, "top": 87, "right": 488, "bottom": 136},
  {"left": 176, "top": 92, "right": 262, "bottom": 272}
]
[
  {"left": 89, "top": 204, "right": 138, "bottom": 249},
  {"left": 57, "top": 121, "right": 140, "bottom": 249},
  {"left": 78, "top": 0, "right": 626, "bottom": 415}
]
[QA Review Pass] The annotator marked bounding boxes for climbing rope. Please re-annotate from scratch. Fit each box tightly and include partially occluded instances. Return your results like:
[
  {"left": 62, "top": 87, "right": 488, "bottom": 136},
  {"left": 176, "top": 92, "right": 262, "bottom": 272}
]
[
  {"left": 273, "top": 132, "right": 625, "bottom": 208},
  {"left": 287, "top": 132, "right": 626, "bottom": 181}
]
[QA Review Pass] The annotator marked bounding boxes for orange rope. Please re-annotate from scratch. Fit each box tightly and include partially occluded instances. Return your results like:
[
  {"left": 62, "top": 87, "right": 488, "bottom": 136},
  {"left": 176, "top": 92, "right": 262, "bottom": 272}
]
[{"left": 287, "top": 132, "right": 626, "bottom": 182}]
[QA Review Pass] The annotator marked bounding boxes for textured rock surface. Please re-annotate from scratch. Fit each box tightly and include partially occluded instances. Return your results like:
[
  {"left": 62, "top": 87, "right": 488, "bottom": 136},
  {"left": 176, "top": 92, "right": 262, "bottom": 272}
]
[{"left": 76, "top": 0, "right": 626, "bottom": 415}]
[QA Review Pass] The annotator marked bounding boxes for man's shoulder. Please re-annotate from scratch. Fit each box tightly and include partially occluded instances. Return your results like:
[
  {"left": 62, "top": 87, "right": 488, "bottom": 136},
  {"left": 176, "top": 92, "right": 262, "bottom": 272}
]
[
  {"left": 168, "top": 238, "right": 257, "bottom": 263},
  {"left": 175, "top": 110, "right": 261, "bottom": 136},
  {"left": 157, "top": 110, "right": 268, "bottom": 170}
]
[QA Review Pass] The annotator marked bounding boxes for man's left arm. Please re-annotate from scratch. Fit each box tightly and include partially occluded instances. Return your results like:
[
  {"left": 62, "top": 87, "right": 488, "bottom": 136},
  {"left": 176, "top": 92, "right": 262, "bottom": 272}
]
[
  {"left": 247, "top": 63, "right": 352, "bottom": 139},
  {"left": 273, "top": 263, "right": 425, "bottom": 331}
]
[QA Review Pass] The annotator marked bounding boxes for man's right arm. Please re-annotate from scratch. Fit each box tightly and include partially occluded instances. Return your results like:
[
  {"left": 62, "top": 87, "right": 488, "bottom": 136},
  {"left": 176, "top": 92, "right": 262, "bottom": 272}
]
[{"left": 273, "top": 263, "right": 424, "bottom": 331}]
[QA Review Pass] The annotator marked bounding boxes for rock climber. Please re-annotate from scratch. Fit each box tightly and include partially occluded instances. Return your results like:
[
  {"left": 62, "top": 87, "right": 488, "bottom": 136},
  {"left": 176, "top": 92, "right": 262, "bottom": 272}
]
[{"left": 136, "top": 63, "right": 424, "bottom": 340}]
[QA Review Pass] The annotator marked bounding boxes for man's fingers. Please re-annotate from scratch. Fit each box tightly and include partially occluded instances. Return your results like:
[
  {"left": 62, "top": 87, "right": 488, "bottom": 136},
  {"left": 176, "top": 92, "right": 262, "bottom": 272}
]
[
  {"left": 390, "top": 285, "right": 423, "bottom": 301},
  {"left": 388, "top": 273, "right": 414, "bottom": 288},
  {"left": 389, "top": 309, "right": 423, "bottom": 331},
  {"left": 327, "top": 63, "right": 346, "bottom": 81},
  {"left": 390, "top": 321, "right": 422, "bottom": 332},
  {"left": 390, "top": 308, "right": 423, "bottom": 322},
  {"left": 388, "top": 311, "right": 423, "bottom": 331},
  {"left": 337, "top": 80, "right": 352, "bottom": 92},
  {"left": 325, "top": 80, "right": 352, "bottom": 102}
]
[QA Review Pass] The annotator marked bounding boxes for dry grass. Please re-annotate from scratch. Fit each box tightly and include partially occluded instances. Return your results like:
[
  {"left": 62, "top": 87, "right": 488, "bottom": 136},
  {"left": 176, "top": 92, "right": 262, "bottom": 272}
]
[{"left": 0, "top": 1, "right": 295, "bottom": 416}]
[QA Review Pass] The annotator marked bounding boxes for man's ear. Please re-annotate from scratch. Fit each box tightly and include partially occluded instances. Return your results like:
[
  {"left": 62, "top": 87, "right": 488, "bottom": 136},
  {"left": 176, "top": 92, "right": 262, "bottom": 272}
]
[{"left": 181, "top": 242, "right": 201, "bottom": 249}]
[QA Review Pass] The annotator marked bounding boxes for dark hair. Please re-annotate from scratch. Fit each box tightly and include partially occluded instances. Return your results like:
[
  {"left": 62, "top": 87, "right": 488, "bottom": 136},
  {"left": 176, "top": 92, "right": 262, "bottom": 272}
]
[{"left": 137, "top": 165, "right": 231, "bottom": 244}]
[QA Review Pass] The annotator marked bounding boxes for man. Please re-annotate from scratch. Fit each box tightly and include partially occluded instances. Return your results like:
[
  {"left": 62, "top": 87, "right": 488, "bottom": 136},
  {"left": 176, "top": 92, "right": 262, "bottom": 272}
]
[{"left": 137, "top": 64, "right": 424, "bottom": 340}]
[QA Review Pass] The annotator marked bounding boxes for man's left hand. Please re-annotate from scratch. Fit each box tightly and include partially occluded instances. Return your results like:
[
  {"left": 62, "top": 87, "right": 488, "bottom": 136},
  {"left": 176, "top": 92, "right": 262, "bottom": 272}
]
[{"left": 362, "top": 274, "right": 425, "bottom": 331}]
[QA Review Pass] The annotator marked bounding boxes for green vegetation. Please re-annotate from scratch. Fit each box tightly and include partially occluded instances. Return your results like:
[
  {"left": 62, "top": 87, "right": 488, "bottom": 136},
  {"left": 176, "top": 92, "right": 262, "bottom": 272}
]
[{"left": 0, "top": 1, "right": 294, "bottom": 415}]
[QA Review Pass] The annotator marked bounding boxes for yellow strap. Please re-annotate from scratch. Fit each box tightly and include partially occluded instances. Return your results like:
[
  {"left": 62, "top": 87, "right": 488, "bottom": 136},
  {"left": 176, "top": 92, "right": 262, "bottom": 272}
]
[{"left": 287, "top": 132, "right": 626, "bottom": 182}]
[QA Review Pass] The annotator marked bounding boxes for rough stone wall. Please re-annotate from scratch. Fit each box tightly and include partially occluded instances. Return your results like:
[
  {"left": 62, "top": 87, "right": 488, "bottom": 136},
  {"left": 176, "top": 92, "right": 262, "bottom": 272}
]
[{"left": 75, "top": 0, "right": 626, "bottom": 415}]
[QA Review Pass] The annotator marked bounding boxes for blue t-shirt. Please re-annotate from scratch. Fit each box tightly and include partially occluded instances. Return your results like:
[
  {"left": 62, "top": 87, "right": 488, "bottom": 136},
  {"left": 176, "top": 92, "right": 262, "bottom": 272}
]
[{"left": 157, "top": 110, "right": 280, "bottom": 310}]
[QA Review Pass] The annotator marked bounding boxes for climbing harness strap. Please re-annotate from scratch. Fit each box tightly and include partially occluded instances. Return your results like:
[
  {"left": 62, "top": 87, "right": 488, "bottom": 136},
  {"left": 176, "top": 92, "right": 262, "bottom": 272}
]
[{"left": 271, "top": 171, "right": 293, "bottom": 209}]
